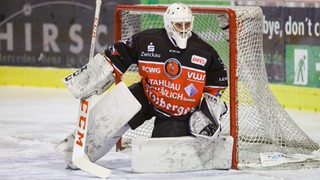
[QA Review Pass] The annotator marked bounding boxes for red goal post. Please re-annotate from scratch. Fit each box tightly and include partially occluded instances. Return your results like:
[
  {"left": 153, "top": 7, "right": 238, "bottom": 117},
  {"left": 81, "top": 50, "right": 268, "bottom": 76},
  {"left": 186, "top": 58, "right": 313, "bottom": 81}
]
[{"left": 113, "top": 4, "right": 319, "bottom": 170}]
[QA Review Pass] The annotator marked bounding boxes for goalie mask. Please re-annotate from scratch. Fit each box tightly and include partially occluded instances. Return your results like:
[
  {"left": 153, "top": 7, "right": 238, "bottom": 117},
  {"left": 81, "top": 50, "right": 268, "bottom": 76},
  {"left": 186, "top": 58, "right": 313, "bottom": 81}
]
[{"left": 164, "top": 3, "right": 194, "bottom": 49}]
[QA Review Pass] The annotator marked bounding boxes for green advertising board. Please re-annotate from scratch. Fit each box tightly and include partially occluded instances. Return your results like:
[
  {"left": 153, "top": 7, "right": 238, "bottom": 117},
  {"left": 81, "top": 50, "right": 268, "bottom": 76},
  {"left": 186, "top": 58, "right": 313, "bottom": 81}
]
[{"left": 286, "top": 45, "right": 320, "bottom": 88}]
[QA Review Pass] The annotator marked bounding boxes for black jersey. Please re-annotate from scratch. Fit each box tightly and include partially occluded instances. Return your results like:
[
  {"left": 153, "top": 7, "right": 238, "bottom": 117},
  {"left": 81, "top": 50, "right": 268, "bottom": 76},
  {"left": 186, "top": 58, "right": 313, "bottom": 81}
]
[{"left": 104, "top": 28, "right": 228, "bottom": 116}]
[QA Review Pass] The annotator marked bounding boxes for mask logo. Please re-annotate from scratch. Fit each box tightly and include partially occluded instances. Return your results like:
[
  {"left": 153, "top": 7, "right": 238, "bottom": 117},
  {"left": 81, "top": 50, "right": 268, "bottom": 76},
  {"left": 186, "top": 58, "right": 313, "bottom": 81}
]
[{"left": 164, "top": 58, "right": 181, "bottom": 79}]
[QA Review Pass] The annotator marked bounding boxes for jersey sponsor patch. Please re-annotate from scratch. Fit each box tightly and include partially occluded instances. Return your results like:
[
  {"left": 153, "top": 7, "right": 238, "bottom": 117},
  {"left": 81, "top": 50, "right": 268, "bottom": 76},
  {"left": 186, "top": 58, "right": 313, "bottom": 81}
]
[
  {"left": 164, "top": 58, "right": 182, "bottom": 79},
  {"left": 184, "top": 83, "right": 198, "bottom": 97},
  {"left": 147, "top": 42, "right": 155, "bottom": 52},
  {"left": 142, "top": 66, "right": 161, "bottom": 74},
  {"left": 191, "top": 55, "right": 207, "bottom": 66},
  {"left": 187, "top": 71, "right": 206, "bottom": 82}
]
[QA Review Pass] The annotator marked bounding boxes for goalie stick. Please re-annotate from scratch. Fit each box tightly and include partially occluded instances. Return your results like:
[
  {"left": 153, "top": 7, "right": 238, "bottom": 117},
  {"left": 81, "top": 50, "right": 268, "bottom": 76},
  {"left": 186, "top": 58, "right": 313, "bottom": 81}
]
[{"left": 71, "top": 0, "right": 111, "bottom": 178}]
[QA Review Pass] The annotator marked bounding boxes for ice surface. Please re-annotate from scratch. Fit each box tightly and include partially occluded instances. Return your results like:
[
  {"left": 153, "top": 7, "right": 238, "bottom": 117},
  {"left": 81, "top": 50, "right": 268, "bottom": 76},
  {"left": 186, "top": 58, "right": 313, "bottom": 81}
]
[{"left": 0, "top": 86, "right": 319, "bottom": 180}]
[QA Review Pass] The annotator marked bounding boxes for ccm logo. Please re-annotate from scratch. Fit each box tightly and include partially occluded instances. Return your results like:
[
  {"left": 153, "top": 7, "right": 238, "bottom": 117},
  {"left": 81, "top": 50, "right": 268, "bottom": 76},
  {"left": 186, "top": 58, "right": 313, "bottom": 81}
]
[
  {"left": 191, "top": 55, "right": 207, "bottom": 66},
  {"left": 64, "top": 65, "right": 87, "bottom": 81},
  {"left": 75, "top": 99, "right": 89, "bottom": 147}
]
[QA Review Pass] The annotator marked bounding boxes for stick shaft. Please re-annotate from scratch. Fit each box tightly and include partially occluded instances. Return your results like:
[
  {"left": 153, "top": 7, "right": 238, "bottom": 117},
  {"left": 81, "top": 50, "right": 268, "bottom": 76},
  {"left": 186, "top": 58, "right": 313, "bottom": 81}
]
[
  {"left": 72, "top": 1, "right": 111, "bottom": 178},
  {"left": 73, "top": 0, "right": 103, "bottom": 160},
  {"left": 89, "top": 0, "right": 102, "bottom": 60}
]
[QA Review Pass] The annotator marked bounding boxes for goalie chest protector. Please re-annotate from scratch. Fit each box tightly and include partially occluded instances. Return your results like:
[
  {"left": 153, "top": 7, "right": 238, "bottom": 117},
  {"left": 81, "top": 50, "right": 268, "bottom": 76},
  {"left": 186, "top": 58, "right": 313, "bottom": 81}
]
[{"left": 107, "top": 28, "right": 228, "bottom": 117}]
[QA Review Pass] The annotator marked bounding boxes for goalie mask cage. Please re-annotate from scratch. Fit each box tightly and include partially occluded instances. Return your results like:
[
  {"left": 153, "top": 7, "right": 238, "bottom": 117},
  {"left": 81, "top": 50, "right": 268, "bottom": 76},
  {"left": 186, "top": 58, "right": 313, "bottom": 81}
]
[{"left": 113, "top": 4, "right": 319, "bottom": 169}]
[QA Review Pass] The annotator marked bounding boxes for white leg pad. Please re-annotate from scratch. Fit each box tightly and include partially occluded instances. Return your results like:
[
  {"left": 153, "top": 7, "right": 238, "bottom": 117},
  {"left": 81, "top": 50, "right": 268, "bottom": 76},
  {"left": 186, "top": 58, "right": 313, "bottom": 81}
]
[
  {"left": 132, "top": 136, "right": 233, "bottom": 173},
  {"left": 85, "top": 82, "right": 141, "bottom": 162},
  {"left": 56, "top": 82, "right": 141, "bottom": 166}
]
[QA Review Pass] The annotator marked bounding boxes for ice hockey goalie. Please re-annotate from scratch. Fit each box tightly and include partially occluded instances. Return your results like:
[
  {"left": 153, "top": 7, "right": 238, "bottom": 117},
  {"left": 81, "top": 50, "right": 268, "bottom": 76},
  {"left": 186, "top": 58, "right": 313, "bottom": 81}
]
[{"left": 56, "top": 2, "right": 231, "bottom": 172}]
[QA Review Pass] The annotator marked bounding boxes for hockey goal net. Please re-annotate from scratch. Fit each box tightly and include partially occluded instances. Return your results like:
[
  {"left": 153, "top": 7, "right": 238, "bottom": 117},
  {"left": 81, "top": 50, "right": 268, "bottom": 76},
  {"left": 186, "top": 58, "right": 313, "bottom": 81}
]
[{"left": 113, "top": 4, "right": 319, "bottom": 169}]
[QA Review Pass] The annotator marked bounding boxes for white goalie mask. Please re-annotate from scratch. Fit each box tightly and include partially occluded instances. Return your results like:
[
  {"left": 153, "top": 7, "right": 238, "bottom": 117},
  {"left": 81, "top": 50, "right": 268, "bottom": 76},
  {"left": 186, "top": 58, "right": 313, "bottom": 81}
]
[{"left": 164, "top": 3, "right": 194, "bottom": 49}]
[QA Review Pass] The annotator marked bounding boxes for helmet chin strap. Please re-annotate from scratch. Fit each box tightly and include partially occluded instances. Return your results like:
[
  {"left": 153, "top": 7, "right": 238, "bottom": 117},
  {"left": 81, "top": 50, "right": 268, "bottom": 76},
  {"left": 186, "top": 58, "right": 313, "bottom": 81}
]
[{"left": 166, "top": 31, "right": 192, "bottom": 49}]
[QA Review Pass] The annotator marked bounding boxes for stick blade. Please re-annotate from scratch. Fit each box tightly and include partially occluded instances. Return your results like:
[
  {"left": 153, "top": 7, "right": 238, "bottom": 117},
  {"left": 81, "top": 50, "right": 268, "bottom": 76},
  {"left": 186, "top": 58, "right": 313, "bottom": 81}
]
[{"left": 73, "top": 156, "right": 111, "bottom": 179}]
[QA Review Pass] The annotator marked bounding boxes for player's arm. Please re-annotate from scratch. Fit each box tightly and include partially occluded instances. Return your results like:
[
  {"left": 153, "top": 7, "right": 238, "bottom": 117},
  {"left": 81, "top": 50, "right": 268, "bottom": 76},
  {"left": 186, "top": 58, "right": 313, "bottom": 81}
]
[
  {"left": 104, "top": 35, "right": 140, "bottom": 82},
  {"left": 63, "top": 34, "right": 140, "bottom": 99},
  {"left": 190, "top": 52, "right": 228, "bottom": 141},
  {"left": 204, "top": 53, "right": 228, "bottom": 97}
]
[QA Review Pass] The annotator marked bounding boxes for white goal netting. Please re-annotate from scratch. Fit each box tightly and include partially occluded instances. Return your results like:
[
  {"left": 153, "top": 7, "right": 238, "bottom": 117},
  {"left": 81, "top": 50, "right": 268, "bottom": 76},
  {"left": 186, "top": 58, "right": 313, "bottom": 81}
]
[{"left": 114, "top": 4, "right": 320, "bottom": 169}]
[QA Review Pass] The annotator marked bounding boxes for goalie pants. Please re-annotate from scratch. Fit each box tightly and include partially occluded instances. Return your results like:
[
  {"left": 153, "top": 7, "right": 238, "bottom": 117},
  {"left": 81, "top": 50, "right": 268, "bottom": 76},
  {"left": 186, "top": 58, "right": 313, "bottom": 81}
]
[{"left": 128, "top": 83, "right": 192, "bottom": 137}]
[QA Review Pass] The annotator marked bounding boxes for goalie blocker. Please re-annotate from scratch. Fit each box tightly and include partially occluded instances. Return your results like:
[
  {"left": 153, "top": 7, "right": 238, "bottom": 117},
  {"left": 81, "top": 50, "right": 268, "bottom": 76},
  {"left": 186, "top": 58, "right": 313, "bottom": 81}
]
[{"left": 63, "top": 53, "right": 115, "bottom": 99}]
